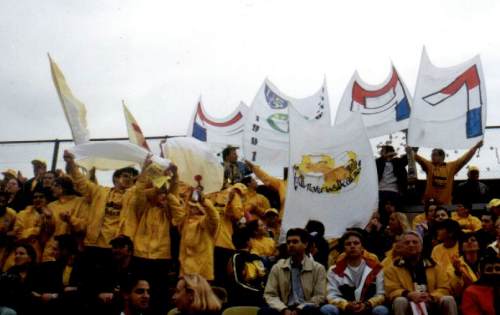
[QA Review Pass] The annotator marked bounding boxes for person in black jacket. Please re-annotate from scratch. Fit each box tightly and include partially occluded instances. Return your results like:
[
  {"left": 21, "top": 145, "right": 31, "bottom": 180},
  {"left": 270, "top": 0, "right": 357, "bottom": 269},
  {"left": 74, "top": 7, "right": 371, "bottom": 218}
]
[{"left": 376, "top": 145, "right": 408, "bottom": 224}]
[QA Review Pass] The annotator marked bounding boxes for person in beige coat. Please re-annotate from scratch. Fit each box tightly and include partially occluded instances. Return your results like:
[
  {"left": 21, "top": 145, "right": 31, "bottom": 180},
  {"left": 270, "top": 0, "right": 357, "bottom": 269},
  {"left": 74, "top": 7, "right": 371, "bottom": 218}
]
[{"left": 260, "top": 228, "right": 326, "bottom": 315}]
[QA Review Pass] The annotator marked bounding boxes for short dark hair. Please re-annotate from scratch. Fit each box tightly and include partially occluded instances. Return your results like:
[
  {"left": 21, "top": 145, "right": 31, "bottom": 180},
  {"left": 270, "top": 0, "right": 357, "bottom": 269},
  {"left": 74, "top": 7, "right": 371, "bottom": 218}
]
[
  {"left": 435, "top": 219, "right": 461, "bottom": 240},
  {"left": 54, "top": 177, "right": 78, "bottom": 196},
  {"left": 232, "top": 227, "right": 252, "bottom": 250},
  {"left": 241, "top": 176, "right": 253, "bottom": 186},
  {"left": 32, "top": 187, "right": 51, "bottom": 200},
  {"left": 286, "top": 228, "right": 310, "bottom": 244},
  {"left": 305, "top": 220, "right": 325, "bottom": 237},
  {"left": 458, "top": 232, "right": 478, "bottom": 256},
  {"left": 340, "top": 230, "right": 364, "bottom": 249},
  {"left": 482, "top": 212, "right": 498, "bottom": 223},
  {"left": 381, "top": 145, "right": 395, "bottom": 153},
  {"left": 222, "top": 147, "right": 237, "bottom": 161},
  {"left": 15, "top": 243, "right": 37, "bottom": 265},
  {"left": 432, "top": 148, "right": 445, "bottom": 157},
  {"left": 122, "top": 274, "right": 148, "bottom": 294},
  {"left": 113, "top": 167, "right": 139, "bottom": 179}
]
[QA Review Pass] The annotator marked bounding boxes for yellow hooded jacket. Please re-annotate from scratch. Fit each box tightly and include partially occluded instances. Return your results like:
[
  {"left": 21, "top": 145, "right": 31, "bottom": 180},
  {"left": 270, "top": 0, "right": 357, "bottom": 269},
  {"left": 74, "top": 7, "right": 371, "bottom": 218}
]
[
  {"left": 70, "top": 169, "right": 137, "bottom": 248},
  {"left": 178, "top": 199, "right": 220, "bottom": 280},
  {"left": 132, "top": 177, "right": 185, "bottom": 260},
  {"left": 42, "top": 195, "right": 88, "bottom": 261}
]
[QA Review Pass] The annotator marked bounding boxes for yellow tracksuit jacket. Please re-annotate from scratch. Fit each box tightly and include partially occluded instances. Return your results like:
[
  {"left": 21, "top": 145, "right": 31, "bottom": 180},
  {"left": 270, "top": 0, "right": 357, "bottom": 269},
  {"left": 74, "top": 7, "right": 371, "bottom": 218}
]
[
  {"left": 384, "top": 258, "right": 451, "bottom": 302},
  {"left": 178, "top": 199, "right": 220, "bottom": 280},
  {"left": 42, "top": 196, "right": 88, "bottom": 261},
  {"left": 12, "top": 206, "right": 48, "bottom": 262},
  {"left": 133, "top": 178, "right": 185, "bottom": 260},
  {"left": 214, "top": 191, "right": 244, "bottom": 250},
  {"left": 70, "top": 169, "right": 137, "bottom": 248}
]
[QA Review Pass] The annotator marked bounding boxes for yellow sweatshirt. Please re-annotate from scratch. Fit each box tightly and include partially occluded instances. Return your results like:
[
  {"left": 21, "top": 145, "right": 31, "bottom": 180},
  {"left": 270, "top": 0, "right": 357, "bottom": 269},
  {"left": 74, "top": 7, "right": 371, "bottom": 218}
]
[
  {"left": 431, "top": 242, "right": 459, "bottom": 269},
  {"left": 13, "top": 206, "right": 48, "bottom": 262},
  {"left": 253, "top": 166, "right": 286, "bottom": 218},
  {"left": 446, "top": 256, "right": 478, "bottom": 297},
  {"left": 243, "top": 190, "right": 271, "bottom": 219},
  {"left": 451, "top": 212, "right": 482, "bottom": 233},
  {"left": 42, "top": 196, "right": 88, "bottom": 262},
  {"left": 411, "top": 213, "right": 427, "bottom": 230},
  {"left": 250, "top": 236, "right": 277, "bottom": 257},
  {"left": 178, "top": 199, "right": 220, "bottom": 280},
  {"left": 70, "top": 169, "right": 137, "bottom": 248},
  {"left": 214, "top": 191, "right": 244, "bottom": 250},
  {"left": 416, "top": 146, "right": 477, "bottom": 205},
  {"left": 133, "top": 178, "right": 185, "bottom": 260}
]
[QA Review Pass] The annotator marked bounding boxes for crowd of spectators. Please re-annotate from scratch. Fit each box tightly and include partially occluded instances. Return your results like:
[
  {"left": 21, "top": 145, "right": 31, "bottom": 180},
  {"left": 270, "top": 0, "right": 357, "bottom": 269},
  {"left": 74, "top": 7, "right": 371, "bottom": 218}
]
[{"left": 0, "top": 141, "right": 498, "bottom": 315}]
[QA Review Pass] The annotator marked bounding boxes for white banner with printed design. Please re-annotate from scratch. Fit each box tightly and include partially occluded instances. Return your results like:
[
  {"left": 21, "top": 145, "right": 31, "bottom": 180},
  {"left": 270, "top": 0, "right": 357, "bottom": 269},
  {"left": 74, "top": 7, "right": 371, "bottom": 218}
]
[
  {"left": 408, "top": 48, "right": 486, "bottom": 149},
  {"left": 335, "top": 66, "right": 412, "bottom": 138},
  {"left": 282, "top": 106, "right": 378, "bottom": 238},
  {"left": 243, "top": 78, "right": 331, "bottom": 177}
]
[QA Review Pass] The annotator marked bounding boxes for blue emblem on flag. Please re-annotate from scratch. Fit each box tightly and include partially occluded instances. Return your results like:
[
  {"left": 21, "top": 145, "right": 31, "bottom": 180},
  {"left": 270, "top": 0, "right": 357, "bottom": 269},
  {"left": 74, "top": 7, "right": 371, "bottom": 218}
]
[{"left": 265, "top": 84, "right": 288, "bottom": 109}]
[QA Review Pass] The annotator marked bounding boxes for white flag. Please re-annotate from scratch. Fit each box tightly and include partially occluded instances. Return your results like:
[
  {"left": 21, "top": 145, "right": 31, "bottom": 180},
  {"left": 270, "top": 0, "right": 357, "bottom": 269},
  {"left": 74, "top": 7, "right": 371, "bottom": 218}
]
[
  {"left": 122, "top": 101, "right": 150, "bottom": 151},
  {"left": 408, "top": 48, "right": 486, "bottom": 149},
  {"left": 163, "top": 137, "right": 224, "bottom": 194},
  {"left": 68, "top": 142, "right": 170, "bottom": 171},
  {"left": 48, "top": 55, "right": 90, "bottom": 144},
  {"left": 187, "top": 98, "right": 248, "bottom": 156},
  {"left": 335, "top": 66, "right": 412, "bottom": 138},
  {"left": 282, "top": 106, "right": 378, "bottom": 238},
  {"left": 243, "top": 78, "right": 331, "bottom": 177}
]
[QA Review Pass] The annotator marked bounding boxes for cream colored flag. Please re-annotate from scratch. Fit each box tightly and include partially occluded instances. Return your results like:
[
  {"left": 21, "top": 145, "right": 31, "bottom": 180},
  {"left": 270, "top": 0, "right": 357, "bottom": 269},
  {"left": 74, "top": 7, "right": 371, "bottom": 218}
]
[
  {"left": 48, "top": 54, "right": 90, "bottom": 144},
  {"left": 122, "top": 101, "right": 150, "bottom": 151}
]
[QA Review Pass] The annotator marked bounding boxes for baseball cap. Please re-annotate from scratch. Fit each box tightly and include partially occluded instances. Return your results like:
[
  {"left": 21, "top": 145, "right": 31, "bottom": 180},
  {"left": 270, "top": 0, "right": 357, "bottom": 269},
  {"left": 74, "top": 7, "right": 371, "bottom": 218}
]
[
  {"left": 487, "top": 198, "right": 500, "bottom": 209},
  {"left": 2, "top": 169, "right": 17, "bottom": 179},
  {"left": 31, "top": 159, "right": 47, "bottom": 166}
]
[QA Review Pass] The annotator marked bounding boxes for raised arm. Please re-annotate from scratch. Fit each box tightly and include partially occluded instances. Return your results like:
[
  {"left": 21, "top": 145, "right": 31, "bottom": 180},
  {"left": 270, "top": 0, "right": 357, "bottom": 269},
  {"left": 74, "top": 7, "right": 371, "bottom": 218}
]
[
  {"left": 245, "top": 160, "right": 283, "bottom": 191},
  {"left": 202, "top": 198, "right": 220, "bottom": 236},
  {"left": 63, "top": 150, "right": 99, "bottom": 199},
  {"left": 450, "top": 140, "right": 483, "bottom": 174}
]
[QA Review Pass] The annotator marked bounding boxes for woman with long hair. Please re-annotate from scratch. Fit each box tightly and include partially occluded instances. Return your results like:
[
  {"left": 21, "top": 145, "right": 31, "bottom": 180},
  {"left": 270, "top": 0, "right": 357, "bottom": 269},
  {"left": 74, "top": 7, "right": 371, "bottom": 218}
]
[
  {"left": 381, "top": 212, "right": 411, "bottom": 267},
  {"left": 448, "top": 233, "right": 481, "bottom": 298},
  {"left": 172, "top": 274, "right": 222, "bottom": 315}
]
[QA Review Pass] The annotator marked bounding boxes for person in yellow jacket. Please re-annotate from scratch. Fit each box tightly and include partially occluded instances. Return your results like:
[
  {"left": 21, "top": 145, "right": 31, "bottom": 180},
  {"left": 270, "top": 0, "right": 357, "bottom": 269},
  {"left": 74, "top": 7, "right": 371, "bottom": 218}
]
[
  {"left": 8, "top": 188, "right": 53, "bottom": 267},
  {"left": 132, "top": 158, "right": 185, "bottom": 315},
  {"left": 431, "top": 219, "right": 461, "bottom": 269},
  {"left": 210, "top": 183, "right": 245, "bottom": 286},
  {"left": 241, "top": 176, "right": 271, "bottom": 220},
  {"left": 63, "top": 150, "right": 139, "bottom": 262},
  {"left": 0, "top": 191, "right": 16, "bottom": 269},
  {"left": 248, "top": 219, "right": 277, "bottom": 258},
  {"left": 42, "top": 176, "right": 88, "bottom": 262},
  {"left": 178, "top": 186, "right": 220, "bottom": 281},
  {"left": 446, "top": 233, "right": 480, "bottom": 298},
  {"left": 414, "top": 141, "right": 482, "bottom": 205},
  {"left": 450, "top": 202, "right": 481, "bottom": 233},
  {"left": 412, "top": 203, "right": 437, "bottom": 230},
  {"left": 245, "top": 160, "right": 286, "bottom": 218},
  {"left": 384, "top": 231, "right": 457, "bottom": 315}
]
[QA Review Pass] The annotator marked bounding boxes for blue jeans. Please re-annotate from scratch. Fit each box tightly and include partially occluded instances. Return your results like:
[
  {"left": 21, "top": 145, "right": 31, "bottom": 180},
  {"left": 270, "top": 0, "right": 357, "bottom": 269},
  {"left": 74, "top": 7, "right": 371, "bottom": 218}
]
[{"left": 320, "top": 304, "right": 389, "bottom": 315}]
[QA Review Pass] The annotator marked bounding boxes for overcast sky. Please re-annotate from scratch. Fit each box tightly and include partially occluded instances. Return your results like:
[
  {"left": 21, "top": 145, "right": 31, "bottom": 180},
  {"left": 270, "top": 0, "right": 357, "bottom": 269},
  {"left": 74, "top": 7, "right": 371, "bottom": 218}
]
[{"left": 1, "top": 0, "right": 499, "bottom": 143}]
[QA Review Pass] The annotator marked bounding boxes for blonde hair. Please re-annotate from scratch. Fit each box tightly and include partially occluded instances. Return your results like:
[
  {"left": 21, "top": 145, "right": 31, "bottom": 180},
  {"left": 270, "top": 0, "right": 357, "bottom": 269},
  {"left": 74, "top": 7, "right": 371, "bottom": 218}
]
[
  {"left": 181, "top": 274, "right": 222, "bottom": 313},
  {"left": 391, "top": 212, "right": 411, "bottom": 234}
]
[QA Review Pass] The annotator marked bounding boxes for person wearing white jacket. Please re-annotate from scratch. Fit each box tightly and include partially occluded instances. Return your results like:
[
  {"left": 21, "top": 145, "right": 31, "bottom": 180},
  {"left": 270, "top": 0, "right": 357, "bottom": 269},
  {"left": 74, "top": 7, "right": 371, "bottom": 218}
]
[{"left": 320, "top": 231, "right": 388, "bottom": 315}]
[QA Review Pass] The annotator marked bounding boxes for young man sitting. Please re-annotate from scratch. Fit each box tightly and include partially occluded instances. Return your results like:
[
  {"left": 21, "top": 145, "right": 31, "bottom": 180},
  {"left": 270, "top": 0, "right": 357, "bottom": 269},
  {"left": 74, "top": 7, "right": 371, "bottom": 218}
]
[
  {"left": 320, "top": 231, "right": 388, "bottom": 315},
  {"left": 259, "top": 228, "right": 326, "bottom": 315}
]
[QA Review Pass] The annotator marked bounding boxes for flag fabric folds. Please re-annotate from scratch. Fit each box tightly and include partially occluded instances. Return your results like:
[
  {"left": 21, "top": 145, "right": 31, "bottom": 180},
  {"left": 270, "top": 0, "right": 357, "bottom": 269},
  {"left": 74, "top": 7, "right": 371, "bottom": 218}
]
[
  {"left": 68, "top": 142, "right": 170, "bottom": 171},
  {"left": 243, "top": 78, "right": 331, "bottom": 177},
  {"left": 49, "top": 55, "right": 90, "bottom": 145},
  {"left": 187, "top": 99, "right": 248, "bottom": 156},
  {"left": 122, "top": 101, "right": 151, "bottom": 151},
  {"left": 335, "top": 66, "right": 412, "bottom": 138},
  {"left": 282, "top": 106, "right": 378, "bottom": 238},
  {"left": 163, "top": 137, "right": 224, "bottom": 194},
  {"left": 408, "top": 48, "right": 487, "bottom": 149}
]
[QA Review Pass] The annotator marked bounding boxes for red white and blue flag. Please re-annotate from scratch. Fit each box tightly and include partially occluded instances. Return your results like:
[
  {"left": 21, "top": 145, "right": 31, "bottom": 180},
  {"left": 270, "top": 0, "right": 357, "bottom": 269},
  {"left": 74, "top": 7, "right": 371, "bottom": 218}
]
[
  {"left": 408, "top": 48, "right": 486, "bottom": 149},
  {"left": 187, "top": 98, "right": 248, "bottom": 156},
  {"left": 335, "top": 66, "right": 412, "bottom": 138}
]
